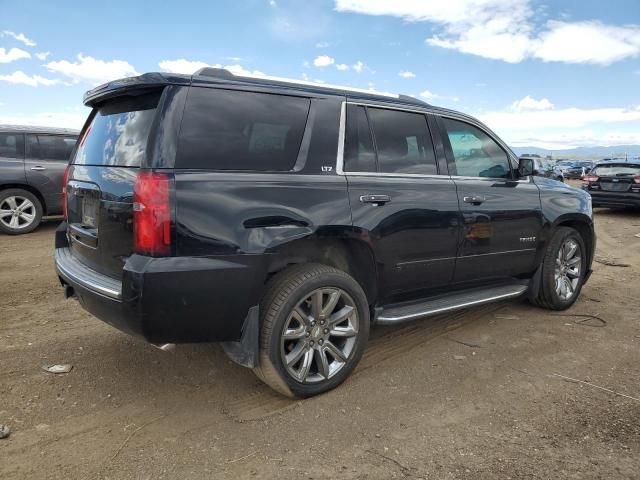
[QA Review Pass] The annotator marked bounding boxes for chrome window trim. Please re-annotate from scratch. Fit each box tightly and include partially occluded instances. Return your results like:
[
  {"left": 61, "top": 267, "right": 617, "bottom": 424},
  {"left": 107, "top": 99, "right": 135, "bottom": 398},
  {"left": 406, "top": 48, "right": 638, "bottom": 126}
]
[{"left": 336, "top": 100, "right": 527, "bottom": 182}]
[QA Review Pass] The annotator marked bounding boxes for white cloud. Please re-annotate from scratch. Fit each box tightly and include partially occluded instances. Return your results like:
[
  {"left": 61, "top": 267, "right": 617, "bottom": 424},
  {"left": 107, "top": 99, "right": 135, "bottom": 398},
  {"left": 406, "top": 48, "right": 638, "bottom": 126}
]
[
  {"left": 35, "top": 51, "right": 50, "bottom": 60},
  {"left": 352, "top": 60, "right": 364, "bottom": 73},
  {"left": 334, "top": 0, "right": 640, "bottom": 65},
  {"left": 2, "top": 31, "right": 36, "bottom": 47},
  {"left": 534, "top": 21, "right": 640, "bottom": 65},
  {"left": 481, "top": 105, "right": 640, "bottom": 131},
  {"left": 0, "top": 47, "right": 31, "bottom": 63},
  {"left": 313, "top": 55, "right": 335, "bottom": 67},
  {"left": 511, "top": 95, "right": 554, "bottom": 112},
  {"left": 399, "top": 70, "right": 416, "bottom": 78},
  {"left": 158, "top": 59, "right": 210, "bottom": 74},
  {"left": 158, "top": 59, "right": 265, "bottom": 77},
  {"left": 336, "top": 63, "right": 350, "bottom": 71},
  {"left": 0, "top": 110, "right": 87, "bottom": 129},
  {"left": 0, "top": 70, "right": 60, "bottom": 87},
  {"left": 505, "top": 131, "right": 640, "bottom": 150},
  {"left": 419, "top": 89, "right": 439, "bottom": 101},
  {"left": 45, "top": 54, "right": 138, "bottom": 85},
  {"left": 315, "top": 41, "right": 330, "bottom": 48}
]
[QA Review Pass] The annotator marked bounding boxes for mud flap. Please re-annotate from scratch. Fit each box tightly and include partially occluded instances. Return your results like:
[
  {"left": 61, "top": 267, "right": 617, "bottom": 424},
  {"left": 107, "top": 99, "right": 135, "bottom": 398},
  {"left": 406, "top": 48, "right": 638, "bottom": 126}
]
[
  {"left": 221, "top": 306, "right": 259, "bottom": 368},
  {"left": 526, "top": 264, "right": 543, "bottom": 303}
]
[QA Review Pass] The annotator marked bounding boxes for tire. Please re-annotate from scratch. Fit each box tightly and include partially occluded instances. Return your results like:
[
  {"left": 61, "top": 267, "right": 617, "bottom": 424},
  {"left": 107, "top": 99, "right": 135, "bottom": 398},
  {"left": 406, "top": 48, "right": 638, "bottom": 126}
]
[
  {"left": 253, "top": 263, "right": 370, "bottom": 398},
  {"left": 0, "top": 189, "right": 43, "bottom": 235},
  {"left": 531, "top": 227, "right": 586, "bottom": 310}
]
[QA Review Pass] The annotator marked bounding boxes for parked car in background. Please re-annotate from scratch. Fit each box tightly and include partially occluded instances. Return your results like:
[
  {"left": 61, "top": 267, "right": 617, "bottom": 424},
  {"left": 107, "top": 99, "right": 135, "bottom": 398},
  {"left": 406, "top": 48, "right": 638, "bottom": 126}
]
[
  {"left": 564, "top": 161, "right": 594, "bottom": 179},
  {"left": 519, "top": 156, "right": 564, "bottom": 182},
  {"left": 582, "top": 160, "right": 640, "bottom": 208},
  {"left": 0, "top": 126, "right": 79, "bottom": 234},
  {"left": 55, "top": 68, "right": 595, "bottom": 397}
]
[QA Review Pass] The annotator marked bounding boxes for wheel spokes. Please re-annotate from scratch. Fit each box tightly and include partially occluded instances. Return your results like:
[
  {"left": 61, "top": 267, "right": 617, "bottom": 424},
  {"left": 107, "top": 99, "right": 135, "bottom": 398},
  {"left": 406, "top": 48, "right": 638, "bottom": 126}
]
[
  {"left": 283, "top": 325, "right": 306, "bottom": 340},
  {"left": 328, "top": 305, "right": 354, "bottom": 327},
  {"left": 286, "top": 342, "right": 307, "bottom": 367},
  {"left": 329, "top": 324, "right": 358, "bottom": 337},
  {"left": 324, "top": 341, "right": 347, "bottom": 363},
  {"left": 0, "top": 209, "right": 12, "bottom": 219},
  {"left": 4, "top": 197, "right": 17, "bottom": 210},
  {"left": 314, "top": 348, "right": 330, "bottom": 379}
]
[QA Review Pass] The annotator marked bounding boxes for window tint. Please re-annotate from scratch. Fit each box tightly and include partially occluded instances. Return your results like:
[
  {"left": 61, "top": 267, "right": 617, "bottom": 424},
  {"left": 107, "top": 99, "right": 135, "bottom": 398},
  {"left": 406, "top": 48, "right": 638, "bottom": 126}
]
[
  {"left": 442, "top": 118, "right": 511, "bottom": 179},
  {"left": 344, "top": 105, "right": 375, "bottom": 172},
  {"left": 27, "top": 135, "right": 77, "bottom": 161},
  {"left": 592, "top": 164, "right": 640, "bottom": 176},
  {"left": 74, "top": 91, "right": 161, "bottom": 167},
  {"left": 368, "top": 108, "right": 437, "bottom": 175},
  {"left": 177, "top": 88, "right": 310, "bottom": 170},
  {"left": 0, "top": 133, "right": 23, "bottom": 159}
]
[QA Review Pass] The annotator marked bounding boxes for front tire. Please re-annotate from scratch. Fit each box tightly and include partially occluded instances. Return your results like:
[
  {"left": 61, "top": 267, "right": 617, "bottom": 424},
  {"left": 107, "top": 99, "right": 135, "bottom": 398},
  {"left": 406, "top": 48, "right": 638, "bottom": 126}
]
[
  {"left": 531, "top": 227, "right": 586, "bottom": 310},
  {"left": 0, "top": 189, "right": 43, "bottom": 235},
  {"left": 253, "top": 263, "right": 370, "bottom": 398}
]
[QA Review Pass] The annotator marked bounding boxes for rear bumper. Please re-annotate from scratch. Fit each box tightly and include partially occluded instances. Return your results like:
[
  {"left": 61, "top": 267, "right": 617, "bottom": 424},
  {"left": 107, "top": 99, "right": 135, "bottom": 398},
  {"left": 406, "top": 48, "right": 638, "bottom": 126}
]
[
  {"left": 589, "top": 191, "right": 640, "bottom": 208},
  {"left": 54, "top": 226, "right": 266, "bottom": 344}
]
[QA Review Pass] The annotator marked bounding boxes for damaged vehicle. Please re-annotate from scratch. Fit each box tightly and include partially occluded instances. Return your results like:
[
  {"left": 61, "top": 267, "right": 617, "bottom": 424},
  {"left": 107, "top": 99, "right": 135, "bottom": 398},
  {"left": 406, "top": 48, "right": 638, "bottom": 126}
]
[{"left": 55, "top": 69, "right": 595, "bottom": 397}]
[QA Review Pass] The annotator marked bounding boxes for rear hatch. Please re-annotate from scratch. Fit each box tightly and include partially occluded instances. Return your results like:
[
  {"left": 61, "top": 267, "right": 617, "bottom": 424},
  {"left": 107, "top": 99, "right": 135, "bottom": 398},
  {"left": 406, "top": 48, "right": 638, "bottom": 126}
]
[
  {"left": 586, "top": 163, "right": 640, "bottom": 194},
  {"left": 65, "top": 91, "right": 162, "bottom": 279}
]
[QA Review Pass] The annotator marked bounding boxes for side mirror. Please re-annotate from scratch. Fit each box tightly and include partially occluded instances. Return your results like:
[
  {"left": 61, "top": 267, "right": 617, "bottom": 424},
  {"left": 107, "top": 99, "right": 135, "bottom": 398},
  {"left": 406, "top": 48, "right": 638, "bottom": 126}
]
[{"left": 518, "top": 158, "right": 536, "bottom": 177}]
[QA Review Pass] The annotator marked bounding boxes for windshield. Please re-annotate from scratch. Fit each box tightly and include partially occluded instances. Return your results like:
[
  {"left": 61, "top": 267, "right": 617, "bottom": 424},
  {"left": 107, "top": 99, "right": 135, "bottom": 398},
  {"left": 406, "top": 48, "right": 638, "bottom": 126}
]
[
  {"left": 592, "top": 164, "right": 640, "bottom": 176},
  {"left": 73, "top": 91, "right": 161, "bottom": 167}
]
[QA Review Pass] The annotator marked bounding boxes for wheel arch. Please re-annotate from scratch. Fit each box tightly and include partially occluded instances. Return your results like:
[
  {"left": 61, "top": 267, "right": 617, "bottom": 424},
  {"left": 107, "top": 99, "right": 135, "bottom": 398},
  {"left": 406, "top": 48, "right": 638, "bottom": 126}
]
[
  {"left": 0, "top": 183, "right": 47, "bottom": 214},
  {"left": 264, "top": 234, "right": 378, "bottom": 306},
  {"left": 546, "top": 213, "right": 595, "bottom": 273}
]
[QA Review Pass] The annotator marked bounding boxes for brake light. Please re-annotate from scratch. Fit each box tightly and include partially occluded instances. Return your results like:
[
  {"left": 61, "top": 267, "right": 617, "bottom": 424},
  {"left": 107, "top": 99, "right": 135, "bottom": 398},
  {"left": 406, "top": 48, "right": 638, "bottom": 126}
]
[
  {"left": 634, "top": 176, "right": 640, "bottom": 184},
  {"left": 62, "top": 164, "right": 70, "bottom": 220},
  {"left": 582, "top": 175, "right": 599, "bottom": 183},
  {"left": 133, "top": 171, "right": 172, "bottom": 256}
]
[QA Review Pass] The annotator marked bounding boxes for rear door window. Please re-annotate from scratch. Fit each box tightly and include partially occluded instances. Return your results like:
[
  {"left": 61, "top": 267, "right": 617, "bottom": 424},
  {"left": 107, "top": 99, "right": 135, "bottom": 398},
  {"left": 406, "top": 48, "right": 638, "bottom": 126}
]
[
  {"left": 441, "top": 118, "right": 511, "bottom": 179},
  {"left": 176, "top": 88, "right": 310, "bottom": 171},
  {"left": 73, "top": 91, "right": 161, "bottom": 167},
  {"left": 26, "top": 135, "right": 77, "bottom": 161},
  {"left": 344, "top": 105, "right": 376, "bottom": 172},
  {"left": 0, "top": 132, "right": 24, "bottom": 159},
  {"left": 368, "top": 107, "right": 437, "bottom": 175}
]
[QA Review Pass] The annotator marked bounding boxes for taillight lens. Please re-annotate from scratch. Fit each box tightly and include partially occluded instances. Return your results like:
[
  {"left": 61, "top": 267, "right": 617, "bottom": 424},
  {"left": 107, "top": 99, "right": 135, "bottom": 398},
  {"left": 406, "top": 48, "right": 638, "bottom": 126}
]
[
  {"left": 634, "top": 176, "right": 640, "bottom": 184},
  {"left": 62, "top": 164, "right": 70, "bottom": 220},
  {"left": 133, "top": 171, "right": 172, "bottom": 256},
  {"left": 582, "top": 175, "right": 599, "bottom": 183}
]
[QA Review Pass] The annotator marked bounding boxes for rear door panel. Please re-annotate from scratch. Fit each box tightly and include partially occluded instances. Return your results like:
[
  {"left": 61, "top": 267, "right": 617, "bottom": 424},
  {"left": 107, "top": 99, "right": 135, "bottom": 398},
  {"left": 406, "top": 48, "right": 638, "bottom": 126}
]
[{"left": 25, "top": 134, "right": 76, "bottom": 215}]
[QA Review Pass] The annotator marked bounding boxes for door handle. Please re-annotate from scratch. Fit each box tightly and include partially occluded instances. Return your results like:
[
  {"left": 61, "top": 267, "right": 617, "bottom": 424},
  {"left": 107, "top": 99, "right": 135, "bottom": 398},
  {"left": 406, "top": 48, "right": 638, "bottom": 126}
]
[
  {"left": 360, "top": 194, "right": 391, "bottom": 205},
  {"left": 30, "top": 166, "right": 46, "bottom": 171},
  {"left": 463, "top": 195, "right": 486, "bottom": 205}
]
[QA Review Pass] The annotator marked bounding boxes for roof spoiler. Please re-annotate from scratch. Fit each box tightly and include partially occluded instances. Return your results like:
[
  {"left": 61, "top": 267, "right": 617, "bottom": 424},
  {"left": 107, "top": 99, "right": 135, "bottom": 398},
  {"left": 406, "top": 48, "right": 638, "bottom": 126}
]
[{"left": 83, "top": 72, "right": 190, "bottom": 107}]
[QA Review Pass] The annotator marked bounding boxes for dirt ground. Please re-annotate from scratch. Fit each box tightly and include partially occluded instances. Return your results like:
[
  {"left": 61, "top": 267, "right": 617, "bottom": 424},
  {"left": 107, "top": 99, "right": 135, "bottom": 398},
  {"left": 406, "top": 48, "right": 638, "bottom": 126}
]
[{"left": 1, "top": 203, "right": 639, "bottom": 479}]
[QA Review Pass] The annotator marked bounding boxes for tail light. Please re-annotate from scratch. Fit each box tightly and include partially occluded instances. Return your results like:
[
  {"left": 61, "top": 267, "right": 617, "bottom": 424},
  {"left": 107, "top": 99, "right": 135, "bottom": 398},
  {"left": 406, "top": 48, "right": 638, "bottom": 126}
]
[
  {"left": 62, "top": 164, "right": 70, "bottom": 220},
  {"left": 133, "top": 171, "right": 172, "bottom": 256},
  {"left": 582, "top": 175, "right": 599, "bottom": 183},
  {"left": 634, "top": 176, "right": 640, "bottom": 184}
]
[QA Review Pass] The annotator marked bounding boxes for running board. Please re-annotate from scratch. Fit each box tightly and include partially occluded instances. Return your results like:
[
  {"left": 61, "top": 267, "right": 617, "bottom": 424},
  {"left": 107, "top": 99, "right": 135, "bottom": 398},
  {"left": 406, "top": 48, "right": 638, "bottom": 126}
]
[{"left": 376, "top": 284, "right": 528, "bottom": 325}]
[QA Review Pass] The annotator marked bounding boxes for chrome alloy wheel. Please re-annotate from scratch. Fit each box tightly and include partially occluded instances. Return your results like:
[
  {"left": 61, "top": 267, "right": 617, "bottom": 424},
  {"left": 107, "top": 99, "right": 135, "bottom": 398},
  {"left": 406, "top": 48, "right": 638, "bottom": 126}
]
[
  {"left": 554, "top": 238, "right": 582, "bottom": 301},
  {"left": 0, "top": 196, "right": 36, "bottom": 230},
  {"left": 280, "top": 287, "right": 359, "bottom": 383}
]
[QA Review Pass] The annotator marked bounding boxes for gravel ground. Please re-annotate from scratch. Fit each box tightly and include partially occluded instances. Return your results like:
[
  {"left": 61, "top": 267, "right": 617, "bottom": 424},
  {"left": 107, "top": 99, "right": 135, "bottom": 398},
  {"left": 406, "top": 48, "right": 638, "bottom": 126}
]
[{"left": 1, "top": 204, "right": 639, "bottom": 479}]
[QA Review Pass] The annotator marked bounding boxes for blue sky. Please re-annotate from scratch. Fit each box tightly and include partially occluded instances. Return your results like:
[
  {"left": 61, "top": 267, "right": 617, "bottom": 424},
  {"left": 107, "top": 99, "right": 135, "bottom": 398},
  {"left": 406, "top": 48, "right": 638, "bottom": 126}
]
[{"left": 1, "top": 0, "right": 639, "bottom": 149}]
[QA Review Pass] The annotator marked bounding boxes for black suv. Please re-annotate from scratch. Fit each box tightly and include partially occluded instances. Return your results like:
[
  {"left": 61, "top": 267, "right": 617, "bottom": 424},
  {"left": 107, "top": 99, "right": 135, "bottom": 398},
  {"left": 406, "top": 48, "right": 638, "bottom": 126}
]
[
  {"left": 55, "top": 69, "right": 595, "bottom": 397},
  {"left": 0, "top": 125, "right": 79, "bottom": 234},
  {"left": 582, "top": 160, "right": 640, "bottom": 208}
]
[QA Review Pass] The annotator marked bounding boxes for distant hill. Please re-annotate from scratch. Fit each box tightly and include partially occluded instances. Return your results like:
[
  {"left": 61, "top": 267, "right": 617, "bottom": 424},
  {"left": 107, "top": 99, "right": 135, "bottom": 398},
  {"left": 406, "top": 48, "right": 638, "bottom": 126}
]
[{"left": 511, "top": 145, "right": 640, "bottom": 160}]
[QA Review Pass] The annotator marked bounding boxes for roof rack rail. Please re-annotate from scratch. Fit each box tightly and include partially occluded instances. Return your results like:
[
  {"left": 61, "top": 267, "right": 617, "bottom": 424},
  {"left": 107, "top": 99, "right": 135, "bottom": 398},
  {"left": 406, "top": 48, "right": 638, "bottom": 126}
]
[
  {"left": 194, "top": 67, "right": 235, "bottom": 79},
  {"left": 398, "top": 94, "right": 429, "bottom": 106}
]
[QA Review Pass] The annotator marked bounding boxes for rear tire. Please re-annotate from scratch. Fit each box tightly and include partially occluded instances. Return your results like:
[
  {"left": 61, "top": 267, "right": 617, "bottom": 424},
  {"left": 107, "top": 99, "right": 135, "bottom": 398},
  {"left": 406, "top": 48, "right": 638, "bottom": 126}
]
[
  {"left": 253, "top": 263, "right": 370, "bottom": 398},
  {"left": 531, "top": 227, "right": 586, "bottom": 310},
  {"left": 0, "top": 189, "right": 43, "bottom": 235}
]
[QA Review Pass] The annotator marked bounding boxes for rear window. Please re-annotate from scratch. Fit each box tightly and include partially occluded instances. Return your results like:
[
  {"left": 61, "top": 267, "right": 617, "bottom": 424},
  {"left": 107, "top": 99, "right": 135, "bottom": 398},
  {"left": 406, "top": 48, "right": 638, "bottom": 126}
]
[
  {"left": 73, "top": 91, "right": 161, "bottom": 167},
  {"left": 26, "top": 135, "right": 77, "bottom": 161},
  {"left": 592, "top": 164, "right": 640, "bottom": 176},
  {"left": 0, "top": 132, "right": 23, "bottom": 159},
  {"left": 176, "top": 88, "right": 310, "bottom": 171}
]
